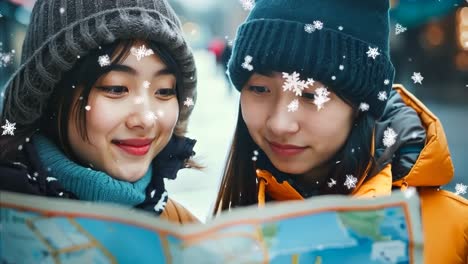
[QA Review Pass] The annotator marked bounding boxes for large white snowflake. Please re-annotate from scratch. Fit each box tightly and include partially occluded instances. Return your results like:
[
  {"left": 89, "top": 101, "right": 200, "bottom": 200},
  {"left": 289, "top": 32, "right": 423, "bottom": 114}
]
[
  {"left": 344, "top": 174, "right": 358, "bottom": 189},
  {"left": 282, "top": 71, "right": 309, "bottom": 96},
  {"left": 313, "top": 20, "right": 323, "bottom": 30},
  {"left": 313, "top": 87, "right": 331, "bottom": 111},
  {"left": 395, "top": 23, "right": 407, "bottom": 35},
  {"left": 366, "top": 46, "right": 380, "bottom": 59},
  {"left": 239, "top": 0, "right": 255, "bottom": 11},
  {"left": 1, "top": 119, "right": 16, "bottom": 136},
  {"left": 241, "top": 55, "right": 253, "bottom": 71},
  {"left": 287, "top": 99, "right": 299, "bottom": 112},
  {"left": 328, "top": 178, "right": 336, "bottom": 188},
  {"left": 304, "top": 24, "right": 315, "bottom": 33},
  {"left": 131, "top": 45, "right": 154, "bottom": 61},
  {"left": 377, "top": 91, "right": 388, "bottom": 101},
  {"left": 383, "top": 127, "right": 398, "bottom": 148},
  {"left": 98, "top": 54, "right": 110, "bottom": 67},
  {"left": 411, "top": 72, "right": 424, "bottom": 84},
  {"left": 455, "top": 183, "right": 467, "bottom": 196},
  {"left": 184, "top": 97, "right": 194, "bottom": 107},
  {"left": 359, "top": 102, "right": 370, "bottom": 112}
]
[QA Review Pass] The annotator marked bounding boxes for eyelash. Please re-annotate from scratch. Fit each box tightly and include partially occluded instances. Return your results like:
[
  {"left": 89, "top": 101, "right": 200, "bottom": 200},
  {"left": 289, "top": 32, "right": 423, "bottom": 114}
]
[
  {"left": 96, "top": 86, "right": 176, "bottom": 97},
  {"left": 247, "top": 85, "right": 270, "bottom": 93}
]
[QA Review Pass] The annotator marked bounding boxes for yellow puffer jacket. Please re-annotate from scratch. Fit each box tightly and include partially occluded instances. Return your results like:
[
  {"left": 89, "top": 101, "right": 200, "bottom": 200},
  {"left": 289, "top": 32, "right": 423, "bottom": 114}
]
[{"left": 256, "top": 85, "right": 468, "bottom": 263}]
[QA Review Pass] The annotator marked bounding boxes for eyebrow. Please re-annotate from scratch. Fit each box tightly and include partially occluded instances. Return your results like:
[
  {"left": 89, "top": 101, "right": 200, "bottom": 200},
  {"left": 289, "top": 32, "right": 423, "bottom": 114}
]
[{"left": 104, "top": 64, "right": 175, "bottom": 77}]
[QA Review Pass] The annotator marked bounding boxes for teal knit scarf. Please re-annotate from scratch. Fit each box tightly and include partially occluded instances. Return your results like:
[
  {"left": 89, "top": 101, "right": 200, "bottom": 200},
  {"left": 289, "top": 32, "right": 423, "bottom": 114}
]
[{"left": 33, "top": 134, "right": 152, "bottom": 206}]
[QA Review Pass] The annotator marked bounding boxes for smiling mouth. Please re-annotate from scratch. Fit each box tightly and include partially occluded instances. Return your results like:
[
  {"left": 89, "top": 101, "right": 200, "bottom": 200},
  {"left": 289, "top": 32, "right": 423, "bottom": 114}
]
[{"left": 111, "top": 138, "right": 153, "bottom": 156}]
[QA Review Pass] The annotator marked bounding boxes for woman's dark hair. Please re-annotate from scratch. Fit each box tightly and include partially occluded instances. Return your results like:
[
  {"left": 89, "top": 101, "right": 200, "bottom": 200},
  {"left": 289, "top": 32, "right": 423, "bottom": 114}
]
[
  {"left": 0, "top": 39, "right": 184, "bottom": 164},
  {"left": 213, "top": 102, "right": 376, "bottom": 214}
]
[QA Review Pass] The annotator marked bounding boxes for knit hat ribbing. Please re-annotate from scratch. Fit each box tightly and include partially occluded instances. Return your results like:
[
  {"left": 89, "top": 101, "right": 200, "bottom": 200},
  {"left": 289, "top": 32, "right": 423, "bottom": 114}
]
[
  {"left": 228, "top": 0, "right": 395, "bottom": 119},
  {"left": 1, "top": 0, "right": 196, "bottom": 132}
]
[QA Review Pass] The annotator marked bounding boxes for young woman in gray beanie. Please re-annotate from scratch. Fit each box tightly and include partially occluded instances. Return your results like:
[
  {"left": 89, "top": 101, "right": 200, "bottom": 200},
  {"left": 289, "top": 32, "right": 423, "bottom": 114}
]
[
  {"left": 214, "top": 0, "right": 467, "bottom": 262},
  {"left": 0, "top": 0, "right": 200, "bottom": 223}
]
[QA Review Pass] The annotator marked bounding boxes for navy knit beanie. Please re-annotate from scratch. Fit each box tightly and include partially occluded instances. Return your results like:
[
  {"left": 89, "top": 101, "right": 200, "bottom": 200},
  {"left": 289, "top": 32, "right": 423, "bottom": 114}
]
[{"left": 228, "top": 0, "right": 395, "bottom": 119}]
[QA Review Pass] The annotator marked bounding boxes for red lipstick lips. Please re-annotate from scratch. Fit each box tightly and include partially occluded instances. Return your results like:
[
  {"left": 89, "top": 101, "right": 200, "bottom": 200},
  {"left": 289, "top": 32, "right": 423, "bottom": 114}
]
[{"left": 112, "top": 138, "right": 153, "bottom": 156}]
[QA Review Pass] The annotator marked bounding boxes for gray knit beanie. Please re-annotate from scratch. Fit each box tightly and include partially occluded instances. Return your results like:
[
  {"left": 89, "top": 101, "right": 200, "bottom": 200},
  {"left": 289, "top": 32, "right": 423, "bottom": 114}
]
[{"left": 1, "top": 0, "right": 197, "bottom": 133}]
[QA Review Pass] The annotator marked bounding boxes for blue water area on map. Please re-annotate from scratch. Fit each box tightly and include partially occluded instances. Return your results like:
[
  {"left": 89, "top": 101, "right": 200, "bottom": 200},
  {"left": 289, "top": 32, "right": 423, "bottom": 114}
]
[{"left": 76, "top": 218, "right": 166, "bottom": 263}]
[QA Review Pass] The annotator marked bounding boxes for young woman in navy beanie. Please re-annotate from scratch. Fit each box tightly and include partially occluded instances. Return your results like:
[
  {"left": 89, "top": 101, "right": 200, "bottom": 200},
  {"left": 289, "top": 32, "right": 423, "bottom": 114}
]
[
  {"left": 0, "top": 0, "right": 200, "bottom": 223},
  {"left": 215, "top": 0, "right": 468, "bottom": 262}
]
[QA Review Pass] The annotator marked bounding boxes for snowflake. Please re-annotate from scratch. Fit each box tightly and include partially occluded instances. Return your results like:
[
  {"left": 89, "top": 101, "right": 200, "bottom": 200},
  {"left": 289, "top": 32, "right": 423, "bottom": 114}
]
[
  {"left": 98, "top": 55, "right": 110, "bottom": 67},
  {"left": 0, "top": 49, "right": 15, "bottom": 68},
  {"left": 239, "top": 0, "right": 255, "bottom": 11},
  {"left": 241, "top": 55, "right": 253, "bottom": 71},
  {"left": 366, "top": 46, "right": 380, "bottom": 59},
  {"left": 184, "top": 97, "right": 194, "bottom": 107},
  {"left": 1, "top": 119, "right": 16, "bottom": 136},
  {"left": 304, "top": 24, "right": 315, "bottom": 33},
  {"left": 306, "top": 78, "right": 315, "bottom": 86},
  {"left": 134, "top": 96, "right": 144, "bottom": 105},
  {"left": 383, "top": 127, "right": 398, "bottom": 148},
  {"left": 143, "top": 80, "right": 151, "bottom": 89},
  {"left": 59, "top": 7, "right": 65, "bottom": 14},
  {"left": 282, "top": 71, "right": 308, "bottom": 96},
  {"left": 359, "top": 102, "right": 370, "bottom": 112},
  {"left": 85, "top": 105, "right": 91, "bottom": 111},
  {"left": 344, "top": 174, "right": 358, "bottom": 189},
  {"left": 130, "top": 45, "right": 154, "bottom": 61},
  {"left": 384, "top": 79, "right": 390, "bottom": 85},
  {"left": 313, "top": 87, "right": 331, "bottom": 111},
  {"left": 338, "top": 26, "right": 344, "bottom": 31},
  {"left": 46, "top": 177, "right": 58, "bottom": 182},
  {"left": 327, "top": 178, "right": 336, "bottom": 188},
  {"left": 145, "top": 111, "right": 158, "bottom": 121},
  {"left": 395, "top": 23, "right": 407, "bottom": 35},
  {"left": 313, "top": 20, "right": 323, "bottom": 30},
  {"left": 455, "top": 183, "right": 467, "bottom": 196},
  {"left": 339, "top": 65, "right": 344, "bottom": 71},
  {"left": 411, "top": 72, "right": 424, "bottom": 84},
  {"left": 287, "top": 99, "right": 299, "bottom": 112},
  {"left": 377, "top": 91, "right": 388, "bottom": 101}
]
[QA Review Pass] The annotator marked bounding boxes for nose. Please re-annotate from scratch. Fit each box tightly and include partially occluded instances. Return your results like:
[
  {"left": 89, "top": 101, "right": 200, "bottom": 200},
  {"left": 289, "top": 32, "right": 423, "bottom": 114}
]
[
  {"left": 266, "top": 101, "right": 300, "bottom": 137},
  {"left": 125, "top": 98, "right": 156, "bottom": 130}
]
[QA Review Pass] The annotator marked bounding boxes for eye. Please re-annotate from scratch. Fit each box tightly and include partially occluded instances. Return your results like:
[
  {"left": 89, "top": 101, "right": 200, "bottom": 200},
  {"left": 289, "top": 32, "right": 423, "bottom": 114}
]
[
  {"left": 96, "top": 86, "right": 128, "bottom": 95},
  {"left": 155, "top": 88, "right": 177, "bottom": 98},
  {"left": 301, "top": 92, "right": 315, "bottom": 100},
  {"left": 247, "top": 85, "right": 270, "bottom": 94}
]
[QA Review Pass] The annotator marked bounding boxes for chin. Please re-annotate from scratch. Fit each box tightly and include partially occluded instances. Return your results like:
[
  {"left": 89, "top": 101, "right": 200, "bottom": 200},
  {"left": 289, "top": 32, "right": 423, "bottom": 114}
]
[{"left": 270, "top": 160, "right": 308, "bottom": 175}]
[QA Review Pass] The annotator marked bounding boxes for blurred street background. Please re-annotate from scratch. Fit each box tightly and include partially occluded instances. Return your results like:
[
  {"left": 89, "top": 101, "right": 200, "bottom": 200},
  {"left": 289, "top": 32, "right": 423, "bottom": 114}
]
[{"left": 1, "top": 0, "right": 467, "bottom": 221}]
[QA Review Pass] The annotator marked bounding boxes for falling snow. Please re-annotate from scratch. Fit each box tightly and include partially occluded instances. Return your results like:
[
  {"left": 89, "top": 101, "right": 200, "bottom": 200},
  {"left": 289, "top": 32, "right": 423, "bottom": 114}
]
[
  {"left": 143, "top": 81, "right": 151, "bottom": 89},
  {"left": 130, "top": 45, "right": 154, "bottom": 61},
  {"left": 282, "top": 72, "right": 309, "bottom": 96},
  {"left": 239, "top": 0, "right": 255, "bottom": 11},
  {"left": 328, "top": 178, "right": 337, "bottom": 188},
  {"left": 378, "top": 91, "right": 388, "bottom": 101},
  {"left": 1, "top": 119, "right": 16, "bottom": 136},
  {"left": 384, "top": 79, "right": 390, "bottom": 85},
  {"left": 366, "top": 47, "right": 380, "bottom": 59},
  {"left": 242, "top": 55, "right": 253, "bottom": 71},
  {"left": 134, "top": 96, "right": 144, "bottom": 105},
  {"left": 344, "top": 174, "right": 358, "bottom": 189},
  {"left": 145, "top": 111, "right": 158, "bottom": 121},
  {"left": 313, "top": 87, "right": 331, "bottom": 111},
  {"left": 85, "top": 105, "right": 91, "bottom": 111},
  {"left": 184, "top": 97, "right": 194, "bottom": 107},
  {"left": 287, "top": 99, "right": 299, "bottom": 112},
  {"left": 313, "top": 20, "right": 323, "bottom": 30},
  {"left": 395, "top": 24, "right": 407, "bottom": 35},
  {"left": 411, "top": 72, "right": 424, "bottom": 84},
  {"left": 455, "top": 183, "right": 467, "bottom": 196},
  {"left": 59, "top": 7, "right": 65, "bottom": 14},
  {"left": 306, "top": 78, "right": 315, "bottom": 86},
  {"left": 98, "top": 55, "right": 110, "bottom": 67},
  {"left": 359, "top": 102, "right": 370, "bottom": 112},
  {"left": 339, "top": 65, "right": 344, "bottom": 71},
  {"left": 0, "top": 49, "right": 15, "bottom": 68},
  {"left": 383, "top": 127, "right": 398, "bottom": 148},
  {"left": 338, "top": 26, "right": 344, "bottom": 31},
  {"left": 304, "top": 24, "right": 315, "bottom": 33}
]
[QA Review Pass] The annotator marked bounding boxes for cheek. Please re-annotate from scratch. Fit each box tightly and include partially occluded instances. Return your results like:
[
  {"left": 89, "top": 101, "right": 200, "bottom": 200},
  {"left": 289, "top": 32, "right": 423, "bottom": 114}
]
[
  {"left": 154, "top": 99, "right": 179, "bottom": 131},
  {"left": 86, "top": 97, "right": 123, "bottom": 141},
  {"left": 240, "top": 93, "right": 266, "bottom": 133}
]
